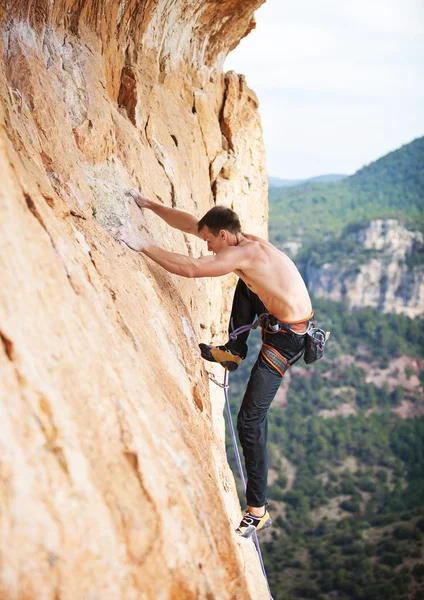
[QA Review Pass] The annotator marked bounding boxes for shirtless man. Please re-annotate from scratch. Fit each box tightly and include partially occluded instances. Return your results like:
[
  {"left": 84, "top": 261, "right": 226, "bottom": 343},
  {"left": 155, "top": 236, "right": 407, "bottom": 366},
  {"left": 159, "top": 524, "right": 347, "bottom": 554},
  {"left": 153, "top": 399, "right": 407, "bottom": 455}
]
[{"left": 115, "top": 189, "right": 313, "bottom": 539}]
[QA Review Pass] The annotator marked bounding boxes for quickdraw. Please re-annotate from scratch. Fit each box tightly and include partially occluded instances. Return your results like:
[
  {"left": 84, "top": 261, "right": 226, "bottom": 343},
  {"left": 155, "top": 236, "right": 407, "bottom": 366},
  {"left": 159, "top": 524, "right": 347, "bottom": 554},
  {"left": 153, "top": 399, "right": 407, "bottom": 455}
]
[{"left": 207, "top": 372, "right": 229, "bottom": 389}]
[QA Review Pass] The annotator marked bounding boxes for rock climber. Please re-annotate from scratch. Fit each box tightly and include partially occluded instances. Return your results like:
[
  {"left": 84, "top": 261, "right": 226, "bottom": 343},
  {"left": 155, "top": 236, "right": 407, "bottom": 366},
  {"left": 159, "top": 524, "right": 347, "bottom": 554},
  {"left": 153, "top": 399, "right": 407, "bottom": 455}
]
[{"left": 115, "top": 189, "right": 313, "bottom": 539}]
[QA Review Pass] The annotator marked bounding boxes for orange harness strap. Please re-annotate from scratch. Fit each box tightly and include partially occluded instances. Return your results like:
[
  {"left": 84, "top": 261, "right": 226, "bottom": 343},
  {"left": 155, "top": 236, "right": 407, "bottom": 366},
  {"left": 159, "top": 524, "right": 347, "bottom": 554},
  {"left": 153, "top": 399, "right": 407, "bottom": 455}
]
[
  {"left": 278, "top": 310, "right": 315, "bottom": 334},
  {"left": 261, "top": 344, "right": 291, "bottom": 377},
  {"left": 287, "top": 310, "right": 314, "bottom": 324}
]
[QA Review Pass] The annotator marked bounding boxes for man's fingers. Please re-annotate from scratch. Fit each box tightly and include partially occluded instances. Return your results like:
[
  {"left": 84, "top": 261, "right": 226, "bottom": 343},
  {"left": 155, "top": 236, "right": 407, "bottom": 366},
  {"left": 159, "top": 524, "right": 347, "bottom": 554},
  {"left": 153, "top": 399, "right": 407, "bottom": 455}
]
[
  {"left": 112, "top": 226, "right": 146, "bottom": 252},
  {"left": 125, "top": 188, "right": 140, "bottom": 200},
  {"left": 125, "top": 188, "right": 150, "bottom": 208}
]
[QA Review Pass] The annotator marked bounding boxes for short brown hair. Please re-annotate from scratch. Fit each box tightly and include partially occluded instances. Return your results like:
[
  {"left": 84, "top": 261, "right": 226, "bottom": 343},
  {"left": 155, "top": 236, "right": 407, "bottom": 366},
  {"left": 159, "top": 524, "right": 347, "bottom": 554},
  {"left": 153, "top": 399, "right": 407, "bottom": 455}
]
[{"left": 197, "top": 206, "right": 241, "bottom": 236}]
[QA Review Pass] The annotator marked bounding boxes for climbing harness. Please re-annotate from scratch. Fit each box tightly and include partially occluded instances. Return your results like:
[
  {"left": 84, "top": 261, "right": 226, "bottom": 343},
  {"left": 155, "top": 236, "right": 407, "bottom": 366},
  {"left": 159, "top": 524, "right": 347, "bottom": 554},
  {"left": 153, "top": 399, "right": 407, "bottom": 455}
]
[
  {"left": 260, "top": 323, "right": 306, "bottom": 375},
  {"left": 261, "top": 343, "right": 303, "bottom": 376},
  {"left": 218, "top": 370, "right": 274, "bottom": 600},
  {"left": 230, "top": 312, "right": 328, "bottom": 367}
]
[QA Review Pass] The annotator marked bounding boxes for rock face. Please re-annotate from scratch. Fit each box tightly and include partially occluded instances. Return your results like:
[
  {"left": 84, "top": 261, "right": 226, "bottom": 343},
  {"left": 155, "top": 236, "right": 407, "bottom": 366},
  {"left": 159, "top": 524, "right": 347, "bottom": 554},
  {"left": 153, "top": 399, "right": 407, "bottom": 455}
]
[
  {"left": 305, "top": 220, "right": 424, "bottom": 317},
  {"left": 0, "top": 1, "right": 269, "bottom": 599}
]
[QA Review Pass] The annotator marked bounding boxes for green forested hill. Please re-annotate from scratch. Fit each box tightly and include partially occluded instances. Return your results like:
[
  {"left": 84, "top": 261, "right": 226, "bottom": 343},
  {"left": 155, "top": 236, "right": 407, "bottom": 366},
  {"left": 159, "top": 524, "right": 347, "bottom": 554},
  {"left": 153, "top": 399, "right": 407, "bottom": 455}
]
[
  {"left": 268, "top": 136, "right": 424, "bottom": 247},
  {"left": 347, "top": 137, "right": 424, "bottom": 206}
]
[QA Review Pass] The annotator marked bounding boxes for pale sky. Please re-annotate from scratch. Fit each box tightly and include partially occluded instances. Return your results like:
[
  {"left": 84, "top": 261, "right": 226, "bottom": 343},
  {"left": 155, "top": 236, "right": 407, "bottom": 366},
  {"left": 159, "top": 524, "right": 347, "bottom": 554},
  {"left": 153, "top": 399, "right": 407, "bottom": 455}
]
[{"left": 224, "top": 0, "right": 424, "bottom": 179}]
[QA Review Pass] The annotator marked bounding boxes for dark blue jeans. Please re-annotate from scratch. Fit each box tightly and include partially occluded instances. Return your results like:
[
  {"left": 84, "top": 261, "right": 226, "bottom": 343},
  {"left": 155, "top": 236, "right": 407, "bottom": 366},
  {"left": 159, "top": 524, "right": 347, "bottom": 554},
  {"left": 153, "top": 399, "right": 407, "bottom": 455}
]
[{"left": 226, "top": 279, "right": 307, "bottom": 507}]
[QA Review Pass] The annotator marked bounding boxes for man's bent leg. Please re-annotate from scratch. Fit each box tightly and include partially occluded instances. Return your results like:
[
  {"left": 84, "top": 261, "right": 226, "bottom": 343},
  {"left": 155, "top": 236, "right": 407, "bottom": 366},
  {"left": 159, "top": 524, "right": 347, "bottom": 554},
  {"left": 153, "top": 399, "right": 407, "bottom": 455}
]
[
  {"left": 225, "top": 279, "right": 267, "bottom": 359},
  {"left": 237, "top": 353, "right": 282, "bottom": 507},
  {"left": 199, "top": 279, "right": 266, "bottom": 370}
]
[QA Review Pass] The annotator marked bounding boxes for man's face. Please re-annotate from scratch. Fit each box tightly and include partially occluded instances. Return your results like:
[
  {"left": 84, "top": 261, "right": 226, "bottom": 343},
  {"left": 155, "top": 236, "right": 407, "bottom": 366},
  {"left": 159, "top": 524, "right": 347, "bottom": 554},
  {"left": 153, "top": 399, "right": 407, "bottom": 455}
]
[{"left": 199, "top": 225, "right": 227, "bottom": 254}]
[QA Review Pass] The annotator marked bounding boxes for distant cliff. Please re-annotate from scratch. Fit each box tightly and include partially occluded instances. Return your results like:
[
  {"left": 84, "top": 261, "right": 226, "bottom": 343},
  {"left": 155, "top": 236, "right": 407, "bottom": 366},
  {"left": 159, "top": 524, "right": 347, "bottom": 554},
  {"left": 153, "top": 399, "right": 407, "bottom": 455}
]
[{"left": 304, "top": 219, "right": 424, "bottom": 317}]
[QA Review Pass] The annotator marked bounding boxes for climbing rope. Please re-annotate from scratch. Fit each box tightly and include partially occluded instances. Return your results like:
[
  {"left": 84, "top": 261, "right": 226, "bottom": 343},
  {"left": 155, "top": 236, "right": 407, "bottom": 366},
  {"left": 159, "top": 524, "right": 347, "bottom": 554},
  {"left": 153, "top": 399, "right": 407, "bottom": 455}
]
[{"left": 221, "top": 370, "right": 274, "bottom": 600}]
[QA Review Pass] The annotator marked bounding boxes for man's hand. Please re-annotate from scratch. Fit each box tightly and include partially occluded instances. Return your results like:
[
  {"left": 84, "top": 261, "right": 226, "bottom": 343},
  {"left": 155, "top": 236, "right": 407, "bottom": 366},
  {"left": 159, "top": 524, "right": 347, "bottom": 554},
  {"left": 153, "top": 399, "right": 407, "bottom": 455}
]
[
  {"left": 123, "top": 188, "right": 201, "bottom": 238},
  {"left": 114, "top": 225, "right": 147, "bottom": 252},
  {"left": 125, "top": 188, "right": 152, "bottom": 209}
]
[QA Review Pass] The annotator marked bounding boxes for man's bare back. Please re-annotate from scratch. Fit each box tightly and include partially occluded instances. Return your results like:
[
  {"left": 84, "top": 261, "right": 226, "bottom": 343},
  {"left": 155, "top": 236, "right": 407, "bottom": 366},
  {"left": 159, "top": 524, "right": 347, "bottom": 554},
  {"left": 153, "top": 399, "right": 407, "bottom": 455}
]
[{"left": 225, "top": 234, "right": 312, "bottom": 323}]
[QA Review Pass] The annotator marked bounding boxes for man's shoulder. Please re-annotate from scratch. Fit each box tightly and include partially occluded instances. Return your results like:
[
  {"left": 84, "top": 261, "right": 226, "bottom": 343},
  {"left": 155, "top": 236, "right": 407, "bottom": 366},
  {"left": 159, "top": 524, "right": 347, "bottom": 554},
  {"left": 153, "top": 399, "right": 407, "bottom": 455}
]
[
  {"left": 244, "top": 233, "right": 277, "bottom": 251},
  {"left": 244, "top": 232, "right": 266, "bottom": 242}
]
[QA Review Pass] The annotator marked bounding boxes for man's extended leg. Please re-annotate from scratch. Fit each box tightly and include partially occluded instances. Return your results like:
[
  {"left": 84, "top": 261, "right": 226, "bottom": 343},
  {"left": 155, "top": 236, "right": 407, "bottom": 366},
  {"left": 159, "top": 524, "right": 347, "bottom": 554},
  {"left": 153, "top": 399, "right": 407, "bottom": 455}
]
[
  {"left": 224, "top": 279, "right": 266, "bottom": 358},
  {"left": 236, "top": 328, "right": 306, "bottom": 537},
  {"left": 237, "top": 355, "right": 281, "bottom": 501}
]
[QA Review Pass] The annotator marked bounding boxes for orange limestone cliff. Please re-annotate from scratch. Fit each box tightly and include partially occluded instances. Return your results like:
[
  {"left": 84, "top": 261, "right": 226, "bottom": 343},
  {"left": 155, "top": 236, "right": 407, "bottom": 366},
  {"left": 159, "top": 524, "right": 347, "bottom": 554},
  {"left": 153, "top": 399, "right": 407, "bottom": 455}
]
[{"left": 0, "top": 1, "right": 270, "bottom": 598}]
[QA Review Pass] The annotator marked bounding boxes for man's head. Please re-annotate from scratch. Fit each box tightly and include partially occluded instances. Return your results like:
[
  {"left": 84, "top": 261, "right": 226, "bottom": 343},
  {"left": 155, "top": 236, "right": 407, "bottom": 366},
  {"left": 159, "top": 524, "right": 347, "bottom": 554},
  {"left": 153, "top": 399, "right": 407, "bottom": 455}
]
[{"left": 197, "top": 206, "right": 242, "bottom": 253}]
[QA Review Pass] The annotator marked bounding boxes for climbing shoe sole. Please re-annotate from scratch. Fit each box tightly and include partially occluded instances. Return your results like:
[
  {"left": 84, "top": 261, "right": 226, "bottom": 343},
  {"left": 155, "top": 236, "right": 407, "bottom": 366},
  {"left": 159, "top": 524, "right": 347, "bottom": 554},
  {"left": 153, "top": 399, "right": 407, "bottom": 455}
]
[{"left": 199, "top": 344, "right": 241, "bottom": 372}]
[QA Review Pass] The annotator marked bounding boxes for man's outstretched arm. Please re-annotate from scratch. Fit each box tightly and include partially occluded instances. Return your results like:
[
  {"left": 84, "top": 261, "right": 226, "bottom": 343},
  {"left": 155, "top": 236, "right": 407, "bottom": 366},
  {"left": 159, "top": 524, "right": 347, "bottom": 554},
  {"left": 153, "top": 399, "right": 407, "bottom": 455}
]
[
  {"left": 115, "top": 227, "right": 244, "bottom": 277},
  {"left": 142, "top": 245, "right": 243, "bottom": 277},
  {"left": 127, "top": 189, "right": 201, "bottom": 237}
]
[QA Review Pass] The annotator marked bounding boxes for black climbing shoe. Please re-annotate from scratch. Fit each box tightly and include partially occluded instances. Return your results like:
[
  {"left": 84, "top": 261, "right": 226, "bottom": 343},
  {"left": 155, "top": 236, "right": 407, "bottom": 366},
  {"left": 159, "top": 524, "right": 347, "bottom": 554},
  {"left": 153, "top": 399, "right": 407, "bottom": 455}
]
[
  {"left": 199, "top": 344, "right": 241, "bottom": 372},
  {"left": 235, "top": 506, "right": 272, "bottom": 539}
]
